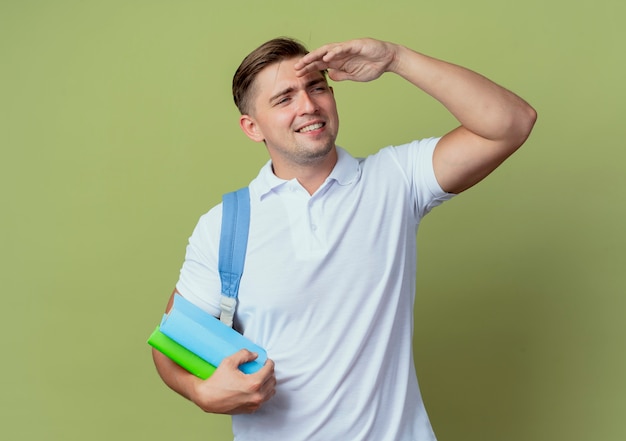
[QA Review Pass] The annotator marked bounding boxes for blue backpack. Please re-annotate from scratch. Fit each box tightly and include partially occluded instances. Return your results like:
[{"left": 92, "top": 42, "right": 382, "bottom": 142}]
[{"left": 217, "top": 187, "right": 250, "bottom": 327}]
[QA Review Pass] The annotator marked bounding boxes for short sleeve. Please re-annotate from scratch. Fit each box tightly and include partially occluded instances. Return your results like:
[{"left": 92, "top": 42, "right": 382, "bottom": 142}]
[{"left": 175, "top": 204, "right": 224, "bottom": 317}]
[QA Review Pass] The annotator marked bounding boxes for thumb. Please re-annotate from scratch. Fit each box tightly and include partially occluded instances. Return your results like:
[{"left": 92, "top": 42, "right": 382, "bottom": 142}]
[{"left": 327, "top": 68, "right": 350, "bottom": 82}]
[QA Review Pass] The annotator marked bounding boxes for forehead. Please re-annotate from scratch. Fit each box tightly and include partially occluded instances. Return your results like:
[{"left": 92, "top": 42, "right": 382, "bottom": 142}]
[{"left": 252, "top": 57, "right": 326, "bottom": 98}]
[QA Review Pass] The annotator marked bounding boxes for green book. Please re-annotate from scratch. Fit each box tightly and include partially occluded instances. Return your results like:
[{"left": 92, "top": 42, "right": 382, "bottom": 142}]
[{"left": 147, "top": 326, "right": 217, "bottom": 379}]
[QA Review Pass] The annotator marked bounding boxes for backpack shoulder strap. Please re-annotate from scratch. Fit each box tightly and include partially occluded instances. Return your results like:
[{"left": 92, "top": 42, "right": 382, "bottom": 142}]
[{"left": 218, "top": 187, "right": 251, "bottom": 327}]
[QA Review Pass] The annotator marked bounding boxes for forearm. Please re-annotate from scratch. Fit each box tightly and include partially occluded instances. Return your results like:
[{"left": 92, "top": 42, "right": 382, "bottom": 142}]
[
  {"left": 152, "top": 347, "right": 201, "bottom": 402},
  {"left": 296, "top": 37, "right": 536, "bottom": 194},
  {"left": 387, "top": 43, "right": 536, "bottom": 144},
  {"left": 153, "top": 346, "right": 277, "bottom": 414}
]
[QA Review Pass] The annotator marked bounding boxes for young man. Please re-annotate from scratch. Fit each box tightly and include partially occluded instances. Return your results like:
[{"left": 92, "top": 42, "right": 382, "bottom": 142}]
[{"left": 152, "top": 37, "right": 536, "bottom": 440}]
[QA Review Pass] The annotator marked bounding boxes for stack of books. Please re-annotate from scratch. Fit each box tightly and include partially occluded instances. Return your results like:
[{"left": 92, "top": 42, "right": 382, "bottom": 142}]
[{"left": 148, "top": 294, "right": 267, "bottom": 379}]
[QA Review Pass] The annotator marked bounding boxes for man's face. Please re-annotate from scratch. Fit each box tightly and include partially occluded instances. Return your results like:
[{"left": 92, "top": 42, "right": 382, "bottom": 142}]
[{"left": 239, "top": 56, "right": 339, "bottom": 174}]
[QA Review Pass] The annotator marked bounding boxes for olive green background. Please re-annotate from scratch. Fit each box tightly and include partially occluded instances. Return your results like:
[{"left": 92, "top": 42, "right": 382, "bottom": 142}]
[{"left": 1, "top": 0, "right": 624, "bottom": 440}]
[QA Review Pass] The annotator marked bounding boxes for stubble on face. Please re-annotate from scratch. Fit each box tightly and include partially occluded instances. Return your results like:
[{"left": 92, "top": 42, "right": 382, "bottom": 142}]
[
  {"left": 249, "top": 59, "right": 339, "bottom": 169},
  {"left": 287, "top": 132, "right": 336, "bottom": 165}
]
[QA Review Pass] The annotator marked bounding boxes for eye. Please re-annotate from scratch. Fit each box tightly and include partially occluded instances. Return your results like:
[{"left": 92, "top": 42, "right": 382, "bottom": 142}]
[{"left": 273, "top": 96, "right": 291, "bottom": 106}]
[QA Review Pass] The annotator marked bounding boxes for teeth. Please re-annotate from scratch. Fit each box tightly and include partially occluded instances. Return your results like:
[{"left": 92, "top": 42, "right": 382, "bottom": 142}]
[{"left": 299, "top": 123, "right": 324, "bottom": 133}]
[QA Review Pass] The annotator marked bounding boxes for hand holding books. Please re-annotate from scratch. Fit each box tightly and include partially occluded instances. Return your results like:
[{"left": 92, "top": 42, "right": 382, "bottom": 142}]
[{"left": 148, "top": 294, "right": 267, "bottom": 378}]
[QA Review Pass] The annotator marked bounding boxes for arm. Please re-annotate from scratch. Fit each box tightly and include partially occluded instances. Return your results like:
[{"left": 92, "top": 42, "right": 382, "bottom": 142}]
[
  {"left": 152, "top": 290, "right": 276, "bottom": 414},
  {"left": 295, "top": 38, "right": 537, "bottom": 194}
]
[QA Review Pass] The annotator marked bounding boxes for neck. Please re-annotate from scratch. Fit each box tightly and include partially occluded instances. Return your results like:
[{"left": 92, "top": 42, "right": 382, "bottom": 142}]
[{"left": 271, "top": 148, "right": 338, "bottom": 195}]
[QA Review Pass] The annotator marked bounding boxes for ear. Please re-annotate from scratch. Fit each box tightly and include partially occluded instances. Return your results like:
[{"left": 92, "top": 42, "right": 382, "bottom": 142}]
[{"left": 239, "top": 114, "right": 264, "bottom": 142}]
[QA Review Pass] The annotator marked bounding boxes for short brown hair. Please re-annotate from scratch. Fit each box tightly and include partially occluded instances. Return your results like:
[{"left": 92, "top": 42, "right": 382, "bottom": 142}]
[{"left": 232, "top": 37, "right": 318, "bottom": 115}]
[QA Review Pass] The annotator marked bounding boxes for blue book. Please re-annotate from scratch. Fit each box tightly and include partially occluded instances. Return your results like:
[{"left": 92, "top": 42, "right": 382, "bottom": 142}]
[{"left": 159, "top": 294, "right": 267, "bottom": 374}]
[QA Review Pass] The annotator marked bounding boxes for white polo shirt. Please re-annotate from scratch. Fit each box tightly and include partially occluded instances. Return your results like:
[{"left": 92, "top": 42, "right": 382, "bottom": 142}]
[{"left": 177, "top": 137, "right": 454, "bottom": 441}]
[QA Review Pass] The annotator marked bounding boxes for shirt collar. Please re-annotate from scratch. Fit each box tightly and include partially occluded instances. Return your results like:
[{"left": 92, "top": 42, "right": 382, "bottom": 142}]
[{"left": 250, "top": 146, "right": 361, "bottom": 201}]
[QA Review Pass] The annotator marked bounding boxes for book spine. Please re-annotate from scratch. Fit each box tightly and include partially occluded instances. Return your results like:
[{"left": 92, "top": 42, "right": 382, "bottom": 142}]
[
  {"left": 160, "top": 295, "right": 267, "bottom": 374},
  {"left": 147, "top": 327, "right": 216, "bottom": 379}
]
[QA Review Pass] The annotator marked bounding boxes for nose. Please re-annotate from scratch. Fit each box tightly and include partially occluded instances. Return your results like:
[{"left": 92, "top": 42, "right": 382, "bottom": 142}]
[{"left": 297, "top": 91, "right": 318, "bottom": 115}]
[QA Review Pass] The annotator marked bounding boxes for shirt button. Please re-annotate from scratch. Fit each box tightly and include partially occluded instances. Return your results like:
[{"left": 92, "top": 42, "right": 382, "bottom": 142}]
[{"left": 311, "top": 224, "right": 317, "bottom": 231}]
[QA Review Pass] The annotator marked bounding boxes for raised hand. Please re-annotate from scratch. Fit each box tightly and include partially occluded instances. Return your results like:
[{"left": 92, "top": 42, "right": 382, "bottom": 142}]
[{"left": 294, "top": 38, "right": 398, "bottom": 82}]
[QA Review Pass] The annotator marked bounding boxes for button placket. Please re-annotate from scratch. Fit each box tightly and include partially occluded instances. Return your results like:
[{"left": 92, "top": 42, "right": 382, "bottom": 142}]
[{"left": 307, "top": 197, "right": 325, "bottom": 250}]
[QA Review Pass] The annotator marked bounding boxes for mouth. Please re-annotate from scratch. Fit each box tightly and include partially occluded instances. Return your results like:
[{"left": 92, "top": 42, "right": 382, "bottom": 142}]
[{"left": 296, "top": 122, "right": 325, "bottom": 133}]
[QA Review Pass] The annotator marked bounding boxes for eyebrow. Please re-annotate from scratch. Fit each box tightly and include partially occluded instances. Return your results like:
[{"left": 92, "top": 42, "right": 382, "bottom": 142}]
[{"left": 269, "top": 78, "right": 327, "bottom": 104}]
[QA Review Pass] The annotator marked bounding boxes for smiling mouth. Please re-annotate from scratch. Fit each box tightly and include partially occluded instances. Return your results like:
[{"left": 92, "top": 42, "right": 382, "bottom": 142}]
[{"left": 297, "top": 122, "right": 325, "bottom": 133}]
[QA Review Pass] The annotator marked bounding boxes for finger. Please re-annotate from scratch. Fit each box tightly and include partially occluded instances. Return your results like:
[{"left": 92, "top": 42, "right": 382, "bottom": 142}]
[
  {"left": 259, "top": 358, "right": 275, "bottom": 377},
  {"left": 321, "top": 44, "right": 351, "bottom": 63},
  {"left": 327, "top": 68, "right": 351, "bottom": 82},
  {"left": 222, "top": 349, "right": 258, "bottom": 369},
  {"left": 294, "top": 59, "right": 330, "bottom": 77},
  {"left": 249, "top": 359, "right": 275, "bottom": 393},
  {"left": 294, "top": 49, "right": 327, "bottom": 71},
  {"left": 294, "top": 52, "right": 321, "bottom": 69},
  {"left": 298, "top": 42, "right": 339, "bottom": 64},
  {"left": 294, "top": 42, "right": 345, "bottom": 72},
  {"left": 256, "top": 370, "right": 277, "bottom": 404}
]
